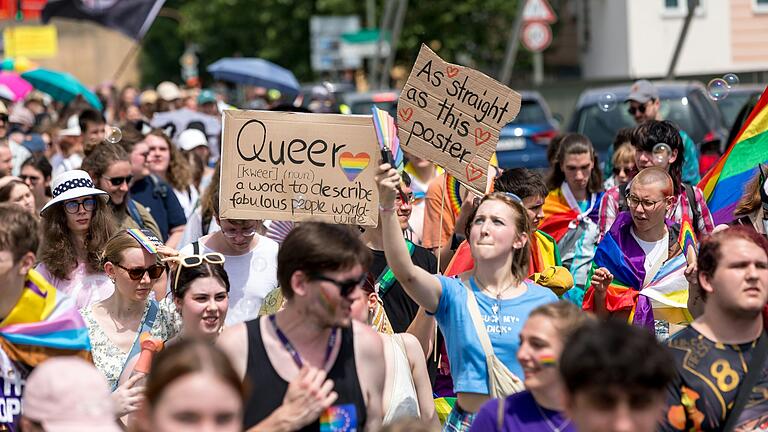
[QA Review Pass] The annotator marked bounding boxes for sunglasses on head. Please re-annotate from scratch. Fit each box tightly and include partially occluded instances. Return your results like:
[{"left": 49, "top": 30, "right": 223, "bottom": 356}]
[
  {"left": 162, "top": 253, "right": 226, "bottom": 294},
  {"left": 309, "top": 272, "right": 367, "bottom": 298},
  {"left": 115, "top": 263, "right": 166, "bottom": 281},
  {"left": 103, "top": 175, "right": 133, "bottom": 187},
  {"left": 64, "top": 198, "right": 96, "bottom": 214}
]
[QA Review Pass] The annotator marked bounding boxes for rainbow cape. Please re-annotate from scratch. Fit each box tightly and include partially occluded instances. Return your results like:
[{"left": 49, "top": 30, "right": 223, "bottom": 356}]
[
  {"left": 539, "top": 187, "right": 601, "bottom": 243},
  {"left": 582, "top": 213, "right": 693, "bottom": 330},
  {"left": 0, "top": 269, "right": 91, "bottom": 367},
  {"left": 699, "top": 85, "right": 768, "bottom": 224},
  {"left": 372, "top": 106, "right": 404, "bottom": 172},
  {"left": 443, "top": 230, "right": 562, "bottom": 278}
]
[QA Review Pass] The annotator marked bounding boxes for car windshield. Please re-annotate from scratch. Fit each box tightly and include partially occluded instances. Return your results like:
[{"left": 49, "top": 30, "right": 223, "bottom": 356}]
[
  {"left": 350, "top": 101, "right": 397, "bottom": 117},
  {"left": 509, "top": 100, "right": 548, "bottom": 125},
  {"left": 717, "top": 92, "right": 756, "bottom": 129},
  {"left": 573, "top": 94, "right": 710, "bottom": 153}
]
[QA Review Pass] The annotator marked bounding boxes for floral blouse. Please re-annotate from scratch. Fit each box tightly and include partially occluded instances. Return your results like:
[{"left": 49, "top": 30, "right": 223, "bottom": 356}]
[{"left": 80, "top": 299, "right": 180, "bottom": 390}]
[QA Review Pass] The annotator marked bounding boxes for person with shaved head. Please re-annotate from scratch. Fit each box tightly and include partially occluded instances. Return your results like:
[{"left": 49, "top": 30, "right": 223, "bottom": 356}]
[{"left": 584, "top": 167, "right": 694, "bottom": 338}]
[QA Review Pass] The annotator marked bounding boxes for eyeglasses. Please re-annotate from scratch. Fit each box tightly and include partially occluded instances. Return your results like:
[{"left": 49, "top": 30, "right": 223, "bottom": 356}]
[
  {"left": 64, "top": 198, "right": 96, "bottom": 214},
  {"left": 162, "top": 253, "right": 226, "bottom": 294},
  {"left": 19, "top": 174, "right": 41, "bottom": 184},
  {"left": 103, "top": 175, "right": 133, "bottom": 186},
  {"left": 612, "top": 166, "right": 638, "bottom": 177},
  {"left": 115, "top": 263, "right": 166, "bottom": 281},
  {"left": 625, "top": 194, "right": 665, "bottom": 211},
  {"left": 309, "top": 272, "right": 367, "bottom": 298},
  {"left": 627, "top": 101, "right": 653, "bottom": 116},
  {"left": 221, "top": 227, "right": 258, "bottom": 238}
]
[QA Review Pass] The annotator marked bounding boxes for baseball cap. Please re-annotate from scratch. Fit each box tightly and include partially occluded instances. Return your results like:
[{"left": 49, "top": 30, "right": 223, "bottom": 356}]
[
  {"left": 157, "top": 81, "right": 181, "bottom": 102},
  {"left": 625, "top": 79, "right": 659, "bottom": 104},
  {"left": 197, "top": 89, "right": 216, "bottom": 105},
  {"left": 59, "top": 115, "right": 81, "bottom": 137},
  {"left": 139, "top": 89, "right": 158, "bottom": 105},
  {"left": 23, "top": 357, "right": 121, "bottom": 432},
  {"left": 177, "top": 128, "right": 208, "bottom": 151},
  {"left": 22, "top": 133, "right": 46, "bottom": 153}
]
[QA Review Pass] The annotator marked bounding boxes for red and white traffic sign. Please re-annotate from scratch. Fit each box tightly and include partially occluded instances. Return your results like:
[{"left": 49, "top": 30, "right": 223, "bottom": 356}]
[
  {"left": 522, "top": 0, "right": 557, "bottom": 23},
  {"left": 521, "top": 22, "right": 552, "bottom": 52}
]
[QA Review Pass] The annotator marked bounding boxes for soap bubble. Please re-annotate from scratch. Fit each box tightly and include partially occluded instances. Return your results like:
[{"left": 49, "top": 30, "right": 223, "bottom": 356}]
[
  {"left": 652, "top": 143, "right": 671, "bottom": 165},
  {"left": 105, "top": 126, "right": 122, "bottom": 144},
  {"left": 722, "top": 73, "right": 739, "bottom": 88},
  {"left": 707, "top": 78, "right": 729, "bottom": 100},
  {"left": 597, "top": 92, "right": 618, "bottom": 112}
]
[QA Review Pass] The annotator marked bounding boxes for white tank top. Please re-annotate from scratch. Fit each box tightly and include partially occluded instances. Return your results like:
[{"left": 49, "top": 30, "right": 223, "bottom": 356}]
[{"left": 382, "top": 334, "right": 421, "bottom": 424}]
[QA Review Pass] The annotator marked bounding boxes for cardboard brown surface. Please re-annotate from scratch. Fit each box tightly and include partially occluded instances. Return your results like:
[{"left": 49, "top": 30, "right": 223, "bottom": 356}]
[
  {"left": 397, "top": 44, "right": 521, "bottom": 194},
  {"left": 219, "top": 110, "right": 380, "bottom": 226}
]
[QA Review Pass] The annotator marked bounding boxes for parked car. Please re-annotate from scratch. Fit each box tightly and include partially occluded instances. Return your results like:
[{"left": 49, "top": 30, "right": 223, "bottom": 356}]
[
  {"left": 567, "top": 81, "right": 729, "bottom": 167},
  {"left": 343, "top": 90, "right": 399, "bottom": 117},
  {"left": 715, "top": 84, "right": 764, "bottom": 130},
  {"left": 495, "top": 91, "right": 560, "bottom": 169}
]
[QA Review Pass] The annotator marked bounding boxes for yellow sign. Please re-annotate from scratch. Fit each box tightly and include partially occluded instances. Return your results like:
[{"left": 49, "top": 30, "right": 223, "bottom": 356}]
[{"left": 4, "top": 25, "right": 58, "bottom": 59}]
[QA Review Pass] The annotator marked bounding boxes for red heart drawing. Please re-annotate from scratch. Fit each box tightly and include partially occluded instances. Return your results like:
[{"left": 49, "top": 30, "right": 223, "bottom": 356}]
[
  {"left": 399, "top": 107, "right": 413, "bottom": 123},
  {"left": 446, "top": 66, "right": 459, "bottom": 78},
  {"left": 474, "top": 128, "right": 491, "bottom": 146},
  {"left": 465, "top": 163, "right": 483, "bottom": 182}
]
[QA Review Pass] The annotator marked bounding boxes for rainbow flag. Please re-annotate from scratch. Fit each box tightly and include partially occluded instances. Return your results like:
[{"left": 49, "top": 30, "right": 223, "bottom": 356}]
[
  {"left": 371, "top": 106, "right": 404, "bottom": 172},
  {"left": 0, "top": 269, "right": 91, "bottom": 367},
  {"left": 582, "top": 213, "right": 692, "bottom": 330},
  {"left": 539, "top": 187, "right": 599, "bottom": 242},
  {"left": 445, "top": 174, "right": 463, "bottom": 216},
  {"left": 699, "top": 85, "right": 768, "bottom": 225}
]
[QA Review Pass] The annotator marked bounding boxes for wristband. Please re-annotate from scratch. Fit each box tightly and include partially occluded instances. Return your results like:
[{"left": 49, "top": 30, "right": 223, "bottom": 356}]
[{"left": 380, "top": 204, "right": 395, "bottom": 212}]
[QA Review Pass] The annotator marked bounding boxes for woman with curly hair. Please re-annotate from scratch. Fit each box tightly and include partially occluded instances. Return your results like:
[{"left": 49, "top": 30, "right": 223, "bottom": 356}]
[
  {"left": 36, "top": 169, "right": 117, "bottom": 309},
  {"left": 145, "top": 129, "right": 198, "bottom": 219}
]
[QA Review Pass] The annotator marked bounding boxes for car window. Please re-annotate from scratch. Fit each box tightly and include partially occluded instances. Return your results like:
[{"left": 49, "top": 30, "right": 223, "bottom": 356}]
[
  {"left": 350, "top": 101, "right": 397, "bottom": 117},
  {"left": 717, "top": 92, "right": 756, "bottom": 129},
  {"left": 660, "top": 92, "right": 708, "bottom": 143},
  {"left": 509, "top": 100, "right": 549, "bottom": 125},
  {"left": 572, "top": 104, "right": 635, "bottom": 153}
]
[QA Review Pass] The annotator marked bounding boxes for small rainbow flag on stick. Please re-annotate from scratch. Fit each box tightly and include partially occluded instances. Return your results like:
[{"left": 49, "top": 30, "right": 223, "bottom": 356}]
[
  {"left": 699, "top": 85, "right": 768, "bottom": 224},
  {"left": 372, "top": 106, "right": 404, "bottom": 172}
]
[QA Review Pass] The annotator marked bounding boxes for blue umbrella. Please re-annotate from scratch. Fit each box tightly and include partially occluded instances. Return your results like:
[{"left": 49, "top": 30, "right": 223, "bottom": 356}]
[
  {"left": 207, "top": 58, "right": 300, "bottom": 96},
  {"left": 21, "top": 68, "right": 102, "bottom": 110}
]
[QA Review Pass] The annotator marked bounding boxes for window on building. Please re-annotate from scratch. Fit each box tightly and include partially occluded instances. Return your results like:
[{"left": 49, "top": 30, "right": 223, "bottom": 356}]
[
  {"left": 662, "top": 0, "right": 704, "bottom": 17},
  {"left": 753, "top": 0, "right": 768, "bottom": 13}
]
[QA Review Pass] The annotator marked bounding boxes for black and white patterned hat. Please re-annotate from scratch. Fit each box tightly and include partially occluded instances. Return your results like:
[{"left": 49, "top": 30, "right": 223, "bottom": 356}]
[{"left": 40, "top": 169, "right": 108, "bottom": 215}]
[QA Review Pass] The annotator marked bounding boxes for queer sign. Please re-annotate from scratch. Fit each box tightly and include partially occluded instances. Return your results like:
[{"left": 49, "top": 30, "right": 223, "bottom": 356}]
[
  {"left": 397, "top": 44, "right": 521, "bottom": 194},
  {"left": 218, "top": 110, "right": 380, "bottom": 226}
]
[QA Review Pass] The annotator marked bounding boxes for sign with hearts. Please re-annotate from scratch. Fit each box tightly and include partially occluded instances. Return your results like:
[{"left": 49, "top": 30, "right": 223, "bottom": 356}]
[
  {"left": 397, "top": 44, "right": 522, "bottom": 194},
  {"left": 219, "top": 110, "right": 380, "bottom": 226}
]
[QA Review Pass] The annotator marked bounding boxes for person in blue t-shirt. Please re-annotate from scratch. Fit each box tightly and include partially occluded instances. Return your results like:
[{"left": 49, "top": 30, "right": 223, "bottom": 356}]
[{"left": 376, "top": 164, "right": 558, "bottom": 432}]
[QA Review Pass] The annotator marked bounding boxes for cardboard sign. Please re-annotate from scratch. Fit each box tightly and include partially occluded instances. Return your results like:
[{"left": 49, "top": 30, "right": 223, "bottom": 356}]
[
  {"left": 219, "top": 110, "right": 380, "bottom": 226},
  {"left": 397, "top": 44, "right": 521, "bottom": 194}
]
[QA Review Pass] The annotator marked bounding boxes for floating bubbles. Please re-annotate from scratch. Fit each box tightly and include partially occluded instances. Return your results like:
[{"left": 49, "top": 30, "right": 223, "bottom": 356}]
[
  {"left": 597, "top": 92, "right": 618, "bottom": 112},
  {"left": 105, "top": 126, "right": 122, "bottom": 144},
  {"left": 652, "top": 143, "right": 672, "bottom": 166},
  {"left": 707, "top": 78, "right": 729, "bottom": 100},
  {"left": 722, "top": 73, "right": 740, "bottom": 88}
]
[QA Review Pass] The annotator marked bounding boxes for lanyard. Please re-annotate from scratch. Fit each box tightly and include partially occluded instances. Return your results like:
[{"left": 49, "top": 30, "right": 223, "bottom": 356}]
[{"left": 268, "top": 315, "right": 338, "bottom": 368}]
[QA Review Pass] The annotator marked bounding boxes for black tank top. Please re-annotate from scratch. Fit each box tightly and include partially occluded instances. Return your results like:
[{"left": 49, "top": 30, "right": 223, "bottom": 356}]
[{"left": 243, "top": 317, "right": 368, "bottom": 431}]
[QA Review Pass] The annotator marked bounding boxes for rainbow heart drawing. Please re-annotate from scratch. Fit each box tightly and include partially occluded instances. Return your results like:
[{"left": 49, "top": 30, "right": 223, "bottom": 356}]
[{"left": 338, "top": 152, "right": 370, "bottom": 182}]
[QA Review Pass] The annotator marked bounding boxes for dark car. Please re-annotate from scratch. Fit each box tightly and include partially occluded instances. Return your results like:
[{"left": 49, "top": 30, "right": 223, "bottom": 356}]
[
  {"left": 715, "top": 84, "right": 764, "bottom": 130},
  {"left": 568, "top": 81, "right": 729, "bottom": 165},
  {"left": 495, "top": 91, "right": 559, "bottom": 169}
]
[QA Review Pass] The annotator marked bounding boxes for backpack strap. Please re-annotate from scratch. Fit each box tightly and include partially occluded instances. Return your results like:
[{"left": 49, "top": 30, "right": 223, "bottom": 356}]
[
  {"left": 721, "top": 331, "right": 767, "bottom": 430},
  {"left": 126, "top": 199, "right": 146, "bottom": 229},
  {"left": 683, "top": 184, "right": 701, "bottom": 231},
  {"left": 149, "top": 174, "right": 168, "bottom": 199},
  {"left": 192, "top": 240, "right": 200, "bottom": 255},
  {"left": 618, "top": 182, "right": 629, "bottom": 213}
]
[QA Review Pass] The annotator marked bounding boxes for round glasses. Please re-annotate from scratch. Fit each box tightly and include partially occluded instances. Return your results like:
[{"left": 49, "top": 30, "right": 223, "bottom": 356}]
[
  {"left": 64, "top": 198, "right": 96, "bottom": 214},
  {"left": 221, "top": 227, "right": 258, "bottom": 238}
]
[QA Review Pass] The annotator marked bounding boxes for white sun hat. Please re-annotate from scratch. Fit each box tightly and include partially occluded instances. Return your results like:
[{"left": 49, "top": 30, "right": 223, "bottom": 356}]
[
  {"left": 177, "top": 128, "right": 209, "bottom": 151},
  {"left": 40, "top": 169, "right": 108, "bottom": 215}
]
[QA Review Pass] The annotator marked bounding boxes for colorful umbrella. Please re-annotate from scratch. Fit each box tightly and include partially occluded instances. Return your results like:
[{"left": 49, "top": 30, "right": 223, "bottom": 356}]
[
  {"left": 0, "top": 72, "right": 32, "bottom": 102},
  {"left": 20, "top": 68, "right": 102, "bottom": 110}
]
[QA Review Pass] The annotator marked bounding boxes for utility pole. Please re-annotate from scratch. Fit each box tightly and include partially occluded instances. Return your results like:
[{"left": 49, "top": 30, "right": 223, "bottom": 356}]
[
  {"left": 370, "top": 0, "right": 396, "bottom": 90},
  {"left": 666, "top": 0, "right": 696, "bottom": 79},
  {"left": 499, "top": 0, "right": 527, "bottom": 85},
  {"left": 380, "top": 0, "right": 407, "bottom": 89}
]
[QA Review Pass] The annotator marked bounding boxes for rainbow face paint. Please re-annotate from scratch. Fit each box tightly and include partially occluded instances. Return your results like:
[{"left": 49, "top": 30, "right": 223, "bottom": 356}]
[{"left": 539, "top": 354, "right": 557, "bottom": 367}]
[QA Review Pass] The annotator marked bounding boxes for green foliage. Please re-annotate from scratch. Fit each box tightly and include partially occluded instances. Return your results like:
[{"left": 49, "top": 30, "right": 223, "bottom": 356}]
[{"left": 140, "top": 0, "right": 533, "bottom": 86}]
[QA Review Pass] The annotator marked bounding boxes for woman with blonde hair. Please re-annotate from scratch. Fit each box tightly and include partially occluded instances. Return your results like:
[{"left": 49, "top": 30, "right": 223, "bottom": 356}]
[
  {"left": 377, "top": 163, "right": 557, "bottom": 431},
  {"left": 37, "top": 170, "right": 117, "bottom": 309},
  {"left": 470, "top": 301, "right": 590, "bottom": 431}
]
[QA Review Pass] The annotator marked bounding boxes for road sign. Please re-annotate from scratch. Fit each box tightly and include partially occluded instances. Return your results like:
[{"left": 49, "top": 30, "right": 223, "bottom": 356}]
[
  {"left": 521, "top": 22, "right": 552, "bottom": 52},
  {"left": 522, "top": 0, "right": 557, "bottom": 23}
]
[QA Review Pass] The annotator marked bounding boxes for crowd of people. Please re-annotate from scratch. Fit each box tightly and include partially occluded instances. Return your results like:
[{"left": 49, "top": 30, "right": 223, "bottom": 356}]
[{"left": 0, "top": 77, "right": 765, "bottom": 432}]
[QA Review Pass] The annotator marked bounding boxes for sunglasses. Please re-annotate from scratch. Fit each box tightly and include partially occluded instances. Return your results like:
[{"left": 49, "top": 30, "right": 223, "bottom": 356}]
[
  {"left": 612, "top": 166, "right": 638, "bottom": 177},
  {"left": 64, "top": 198, "right": 96, "bottom": 214},
  {"left": 115, "top": 263, "right": 166, "bottom": 281},
  {"left": 627, "top": 100, "right": 655, "bottom": 116},
  {"left": 162, "top": 253, "right": 226, "bottom": 294},
  {"left": 103, "top": 175, "right": 133, "bottom": 186},
  {"left": 309, "top": 272, "right": 367, "bottom": 298}
]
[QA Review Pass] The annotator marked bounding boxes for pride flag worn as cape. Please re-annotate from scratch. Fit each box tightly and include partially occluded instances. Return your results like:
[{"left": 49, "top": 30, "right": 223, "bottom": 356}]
[
  {"left": 539, "top": 187, "right": 601, "bottom": 242},
  {"left": 443, "top": 230, "right": 562, "bottom": 277},
  {"left": 582, "top": 213, "right": 692, "bottom": 330},
  {"left": 699, "top": 85, "right": 768, "bottom": 224},
  {"left": 0, "top": 269, "right": 91, "bottom": 367}
]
